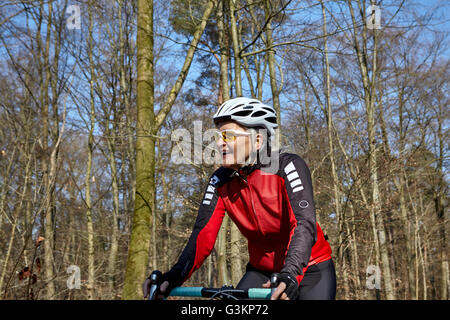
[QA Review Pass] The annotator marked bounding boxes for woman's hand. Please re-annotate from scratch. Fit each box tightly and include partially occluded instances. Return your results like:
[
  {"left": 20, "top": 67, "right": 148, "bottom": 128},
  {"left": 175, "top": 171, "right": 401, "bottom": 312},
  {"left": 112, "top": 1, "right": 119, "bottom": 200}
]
[
  {"left": 143, "top": 278, "right": 170, "bottom": 300},
  {"left": 262, "top": 280, "right": 290, "bottom": 300},
  {"left": 262, "top": 273, "right": 299, "bottom": 300}
]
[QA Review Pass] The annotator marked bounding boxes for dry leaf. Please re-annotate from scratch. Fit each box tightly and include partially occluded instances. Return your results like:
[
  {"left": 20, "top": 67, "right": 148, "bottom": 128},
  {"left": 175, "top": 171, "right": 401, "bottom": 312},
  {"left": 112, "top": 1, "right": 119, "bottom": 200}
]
[
  {"left": 18, "top": 267, "right": 31, "bottom": 280},
  {"left": 36, "top": 236, "right": 45, "bottom": 247}
]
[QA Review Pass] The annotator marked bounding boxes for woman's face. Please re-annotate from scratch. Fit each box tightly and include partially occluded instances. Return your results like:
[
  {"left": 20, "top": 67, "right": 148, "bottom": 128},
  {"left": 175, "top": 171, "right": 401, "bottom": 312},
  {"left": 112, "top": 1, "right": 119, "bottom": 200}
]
[{"left": 216, "top": 121, "right": 262, "bottom": 170}]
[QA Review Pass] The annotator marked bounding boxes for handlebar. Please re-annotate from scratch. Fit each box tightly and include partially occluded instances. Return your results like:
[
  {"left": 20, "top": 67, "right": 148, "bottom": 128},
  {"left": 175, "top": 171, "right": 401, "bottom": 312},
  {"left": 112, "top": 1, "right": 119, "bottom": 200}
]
[
  {"left": 148, "top": 270, "right": 163, "bottom": 300},
  {"left": 270, "top": 273, "right": 279, "bottom": 296},
  {"left": 147, "top": 270, "right": 276, "bottom": 300},
  {"left": 168, "top": 286, "right": 271, "bottom": 300}
]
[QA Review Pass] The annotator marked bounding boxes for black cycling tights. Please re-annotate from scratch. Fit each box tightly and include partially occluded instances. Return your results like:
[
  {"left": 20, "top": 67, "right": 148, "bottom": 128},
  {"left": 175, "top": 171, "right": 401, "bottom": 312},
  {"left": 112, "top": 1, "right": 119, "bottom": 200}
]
[{"left": 236, "top": 259, "right": 336, "bottom": 300}]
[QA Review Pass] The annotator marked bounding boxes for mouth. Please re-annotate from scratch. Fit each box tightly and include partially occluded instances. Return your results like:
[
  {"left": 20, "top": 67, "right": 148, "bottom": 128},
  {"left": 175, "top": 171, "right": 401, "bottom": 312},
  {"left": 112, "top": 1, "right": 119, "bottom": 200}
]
[{"left": 222, "top": 151, "right": 233, "bottom": 162}]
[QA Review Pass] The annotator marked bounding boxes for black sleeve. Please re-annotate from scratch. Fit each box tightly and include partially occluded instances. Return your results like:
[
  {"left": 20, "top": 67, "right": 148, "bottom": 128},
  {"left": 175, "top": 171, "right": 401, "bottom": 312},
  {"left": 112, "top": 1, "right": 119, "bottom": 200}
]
[
  {"left": 163, "top": 171, "right": 226, "bottom": 286},
  {"left": 279, "top": 153, "right": 317, "bottom": 279}
]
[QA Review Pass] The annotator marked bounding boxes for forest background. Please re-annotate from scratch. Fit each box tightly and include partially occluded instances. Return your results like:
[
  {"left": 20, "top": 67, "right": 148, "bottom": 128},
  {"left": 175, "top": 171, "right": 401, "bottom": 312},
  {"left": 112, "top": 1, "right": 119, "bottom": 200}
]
[{"left": 0, "top": 0, "right": 448, "bottom": 300}]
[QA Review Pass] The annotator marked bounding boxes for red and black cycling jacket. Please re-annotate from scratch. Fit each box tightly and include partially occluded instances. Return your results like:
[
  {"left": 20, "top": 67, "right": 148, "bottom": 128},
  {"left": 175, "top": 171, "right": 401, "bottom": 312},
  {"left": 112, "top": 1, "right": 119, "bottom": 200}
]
[{"left": 164, "top": 152, "right": 332, "bottom": 286}]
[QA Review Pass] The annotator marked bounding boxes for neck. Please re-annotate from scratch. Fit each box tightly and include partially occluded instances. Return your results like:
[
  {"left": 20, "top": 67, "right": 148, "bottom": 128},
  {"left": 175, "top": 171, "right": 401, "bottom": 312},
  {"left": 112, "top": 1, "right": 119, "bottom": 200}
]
[{"left": 229, "top": 157, "right": 258, "bottom": 173}]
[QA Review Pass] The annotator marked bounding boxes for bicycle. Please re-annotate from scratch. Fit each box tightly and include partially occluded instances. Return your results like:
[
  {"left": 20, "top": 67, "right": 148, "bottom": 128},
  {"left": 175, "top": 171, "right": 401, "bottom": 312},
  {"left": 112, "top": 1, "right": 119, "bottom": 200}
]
[{"left": 147, "top": 270, "right": 279, "bottom": 300}]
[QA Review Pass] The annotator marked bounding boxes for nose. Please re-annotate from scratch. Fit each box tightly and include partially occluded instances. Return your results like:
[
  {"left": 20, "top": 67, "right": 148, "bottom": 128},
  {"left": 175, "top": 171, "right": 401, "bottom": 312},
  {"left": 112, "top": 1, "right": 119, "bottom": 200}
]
[
  {"left": 216, "top": 139, "right": 231, "bottom": 157},
  {"left": 215, "top": 136, "right": 227, "bottom": 148}
]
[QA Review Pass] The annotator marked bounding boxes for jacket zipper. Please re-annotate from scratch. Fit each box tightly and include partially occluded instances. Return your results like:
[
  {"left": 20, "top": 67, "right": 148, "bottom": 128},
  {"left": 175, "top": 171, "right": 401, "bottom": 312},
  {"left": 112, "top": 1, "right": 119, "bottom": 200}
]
[{"left": 236, "top": 172, "right": 264, "bottom": 235}]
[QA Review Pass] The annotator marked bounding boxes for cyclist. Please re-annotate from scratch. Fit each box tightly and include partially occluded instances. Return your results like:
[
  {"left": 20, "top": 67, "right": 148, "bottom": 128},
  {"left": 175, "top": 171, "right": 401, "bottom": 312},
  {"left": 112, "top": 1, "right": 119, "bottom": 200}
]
[{"left": 144, "top": 97, "right": 336, "bottom": 300}]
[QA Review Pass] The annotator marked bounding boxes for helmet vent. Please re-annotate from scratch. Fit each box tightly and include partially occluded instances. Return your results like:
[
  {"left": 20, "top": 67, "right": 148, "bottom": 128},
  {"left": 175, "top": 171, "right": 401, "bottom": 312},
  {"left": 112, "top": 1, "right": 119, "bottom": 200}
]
[
  {"left": 217, "top": 104, "right": 226, "bottom": 115},
  {"left": 229, "top": 104, "right": 244, "bottom": 112},
  {"left": 251, "top": 111, "right": 266, "bottom": 117},
  {"left": 233, "top": 110, "right": 252, "bottom": 117},
  {"left": 266, "top": 117, "right": 277, "bottom": 124}
]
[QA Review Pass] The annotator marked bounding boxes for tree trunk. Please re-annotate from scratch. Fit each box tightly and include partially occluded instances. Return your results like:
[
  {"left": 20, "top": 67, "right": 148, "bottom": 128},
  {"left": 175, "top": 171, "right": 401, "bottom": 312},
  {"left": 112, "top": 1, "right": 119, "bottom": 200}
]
[
  {"left": 217, "top": 0, "right": 230, "bottom": 102},
  {"left": 348, "top": 201, "right": 362, "bottom": 295},
  {"left": 264, "top": 0, "right": 281, "bottom": 129},
  {"left": 84, "top": 0, "right": 96, "bottom": 300},
  {"left": 0, "top": 149, "right": 28, "bottom": 298},
  {"left": 161, "top": 169, "right": 172, "bottom": 271},
  {"left": 320, "top": 0, "right": 350, "bottom": 299},
  {"left": 389, "top": 78, "right": 416, "bottom": 299},
  {"left": 347, "top": 0, "right": 395, "bottom": 299},
  {"left": 436, "top": 96, "right": 448, "bottom": 300},
  {"left": 217, "top": 215, "right": 230, "bottom": 285},
  {"left": 229, "top": 0, "right": 242, "bottom": 97},
  {"left": 122, "top": 0, "right": 156, "bottom": 300},
  {"left": 39, "top": 0, "right": 56, "bottom": 300},
  {"left": 106, "top": 142, "right": 120, "bottom": 299},
  {"left": 397, "top": 173, "right": 416, "bottom": 299},
  {"left": 122, "top": 0, "right": 217, "bottom": 299},
  {"left": 0, "top": 146, "right": 19, "bottom": 295},
  {"left": 118, "top": 0, "right": 135, "bottom": 236},
  {"left": 230, "top": 222, "right": 243, "bottom": 285}
]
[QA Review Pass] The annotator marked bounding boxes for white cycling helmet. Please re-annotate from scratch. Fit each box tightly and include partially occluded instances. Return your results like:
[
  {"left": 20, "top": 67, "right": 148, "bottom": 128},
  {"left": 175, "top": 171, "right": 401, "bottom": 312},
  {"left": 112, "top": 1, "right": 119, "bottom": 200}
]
[{"left": 213, "top": 97, "right": 278, "bottom": 136}]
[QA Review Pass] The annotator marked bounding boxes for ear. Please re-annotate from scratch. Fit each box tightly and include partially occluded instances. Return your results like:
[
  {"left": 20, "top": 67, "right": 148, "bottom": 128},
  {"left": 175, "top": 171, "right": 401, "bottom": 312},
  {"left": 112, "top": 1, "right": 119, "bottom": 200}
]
[{"left": 254, "top": 132, "right": 264, "bottom": 151}]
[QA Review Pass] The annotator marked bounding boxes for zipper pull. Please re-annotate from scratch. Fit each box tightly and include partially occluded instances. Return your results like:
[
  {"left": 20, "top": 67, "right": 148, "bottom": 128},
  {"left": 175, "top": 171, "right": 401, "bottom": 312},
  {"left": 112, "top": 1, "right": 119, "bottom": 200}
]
[{"left": 232, "top": 170, "right": 248, "bottom": 183}]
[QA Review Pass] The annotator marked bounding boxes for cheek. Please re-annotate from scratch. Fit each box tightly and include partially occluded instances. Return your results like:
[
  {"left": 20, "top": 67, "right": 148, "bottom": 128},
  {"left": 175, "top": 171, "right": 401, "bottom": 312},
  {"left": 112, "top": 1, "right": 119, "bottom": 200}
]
[{"left": 236, "top": 140, "right": 251, "bottom": 159}]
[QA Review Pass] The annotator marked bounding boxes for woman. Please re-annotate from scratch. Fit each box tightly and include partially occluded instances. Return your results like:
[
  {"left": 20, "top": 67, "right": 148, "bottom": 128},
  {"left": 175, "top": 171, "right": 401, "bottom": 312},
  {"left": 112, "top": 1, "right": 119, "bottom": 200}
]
[{"left": 144, "top": 97, "right": 336, "bottom": 300}]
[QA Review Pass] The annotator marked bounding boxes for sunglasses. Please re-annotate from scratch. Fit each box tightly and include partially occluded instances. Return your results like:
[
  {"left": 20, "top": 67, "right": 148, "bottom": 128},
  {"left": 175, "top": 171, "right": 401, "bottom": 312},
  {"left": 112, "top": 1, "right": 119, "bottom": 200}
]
[{"left": 214, "top": 129, "right": 251, "bottom": 142}]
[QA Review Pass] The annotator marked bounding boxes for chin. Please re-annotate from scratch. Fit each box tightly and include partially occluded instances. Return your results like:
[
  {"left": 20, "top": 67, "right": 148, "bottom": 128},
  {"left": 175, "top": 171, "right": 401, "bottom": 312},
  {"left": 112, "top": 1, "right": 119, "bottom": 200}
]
[
  {"left": 221, "top": 155, "right": 234, "bottom": 167},
  {"left": 221, "top": 161, "right": 235, "bottom": 168}
]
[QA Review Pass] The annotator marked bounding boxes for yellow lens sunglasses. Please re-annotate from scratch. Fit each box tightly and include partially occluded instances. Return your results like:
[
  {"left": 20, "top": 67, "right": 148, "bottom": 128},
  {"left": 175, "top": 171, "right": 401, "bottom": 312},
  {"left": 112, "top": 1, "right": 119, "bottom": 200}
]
[{"left": 215, "top": 129, "right": 251, "bottom": 142}]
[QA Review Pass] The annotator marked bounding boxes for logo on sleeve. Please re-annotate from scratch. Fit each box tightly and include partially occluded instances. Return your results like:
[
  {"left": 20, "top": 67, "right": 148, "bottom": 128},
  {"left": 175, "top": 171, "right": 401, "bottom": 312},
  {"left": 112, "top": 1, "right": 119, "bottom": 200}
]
[
  {"left": 203, "top": 175, "right": 219, "bottom": 205},
  {"left": 299, "top": 200, "right": 309, "bottom": 208},
  {"left": 284, "top": 161, "right": 304, "bottom": 193},
  {"left": 209, "top": 175, "right": 220, "bottom": 187}
]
